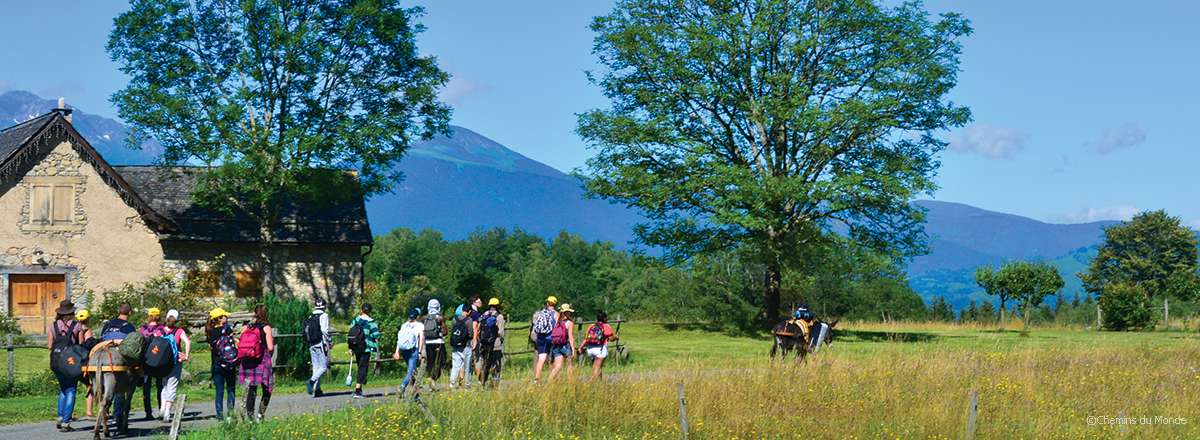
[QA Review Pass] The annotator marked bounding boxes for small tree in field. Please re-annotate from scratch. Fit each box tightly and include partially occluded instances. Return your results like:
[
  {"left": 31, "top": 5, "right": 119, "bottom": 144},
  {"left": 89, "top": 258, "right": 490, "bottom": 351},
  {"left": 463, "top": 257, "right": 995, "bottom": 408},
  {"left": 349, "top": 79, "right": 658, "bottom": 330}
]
[
  {"left": 995, "top": 261, "right": 1064, "bottom": 332},
  {"left": 975, "top": 266, "right": 1010, "bottom": 325},
  {"left": 1097, "top": 283, "right": 1154, "bottom": 331}
]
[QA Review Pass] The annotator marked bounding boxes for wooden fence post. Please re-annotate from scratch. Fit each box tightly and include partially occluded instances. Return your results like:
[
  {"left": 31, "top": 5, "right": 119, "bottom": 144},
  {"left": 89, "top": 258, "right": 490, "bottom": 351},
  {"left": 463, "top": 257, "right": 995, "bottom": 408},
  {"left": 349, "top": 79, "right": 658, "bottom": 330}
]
[
  {"left": 964, "top": 389, "right": 979, "bottom": 440},
  {"left": 6, "top": 334, "right": 13, "bottom": 388},
  {"left": 676, "top": 383, "right": 689, "bottom": 440},
  {"left": 1096, "top": 305, "right": 1102, "bottom": 329},
  {"left": 1163, "top": 298, "right": 1169, "bottom": 330},
  {"left": 168, "top": 394, "right": 187, "bottom": 440}
]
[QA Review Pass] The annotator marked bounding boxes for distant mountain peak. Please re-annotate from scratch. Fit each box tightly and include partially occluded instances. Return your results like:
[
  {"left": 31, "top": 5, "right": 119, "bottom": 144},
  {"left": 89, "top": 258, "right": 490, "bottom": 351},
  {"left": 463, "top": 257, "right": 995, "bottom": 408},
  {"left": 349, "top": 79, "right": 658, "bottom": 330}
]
[
  {"left": 0, "top": 90, "right": 159, "bottom": 165},
  {"left": 407, "top": 125, "right": 569, "bottom": 180}
]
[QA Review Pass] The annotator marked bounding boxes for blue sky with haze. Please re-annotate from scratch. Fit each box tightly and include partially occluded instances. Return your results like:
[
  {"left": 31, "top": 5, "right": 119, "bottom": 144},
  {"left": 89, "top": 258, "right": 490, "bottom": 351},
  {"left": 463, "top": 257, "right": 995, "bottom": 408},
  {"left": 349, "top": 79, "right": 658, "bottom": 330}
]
[{"left": 1, "top": 1, "right": 1195, "bottom": 228}]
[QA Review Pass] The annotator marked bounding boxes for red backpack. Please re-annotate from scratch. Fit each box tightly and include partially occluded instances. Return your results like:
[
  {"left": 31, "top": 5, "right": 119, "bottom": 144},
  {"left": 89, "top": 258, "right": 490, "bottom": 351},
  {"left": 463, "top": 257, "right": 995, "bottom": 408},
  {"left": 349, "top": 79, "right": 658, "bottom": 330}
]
[
  {"left": 583, "top": 323, "right": 606, "bottom": 346},
  {"left": 237, "top": 324, "right": 264, "bottom": 361},
  {"left": 550, "top": 320, "right": 569, "bottom": 345}
]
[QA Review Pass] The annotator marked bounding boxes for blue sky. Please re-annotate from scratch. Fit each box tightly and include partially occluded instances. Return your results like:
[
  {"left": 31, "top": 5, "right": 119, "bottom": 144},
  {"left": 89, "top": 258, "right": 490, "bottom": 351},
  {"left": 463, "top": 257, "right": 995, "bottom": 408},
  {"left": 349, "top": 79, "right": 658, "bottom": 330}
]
[{"left": 1, "top": 1, "right": 1196, "bottom": 228}]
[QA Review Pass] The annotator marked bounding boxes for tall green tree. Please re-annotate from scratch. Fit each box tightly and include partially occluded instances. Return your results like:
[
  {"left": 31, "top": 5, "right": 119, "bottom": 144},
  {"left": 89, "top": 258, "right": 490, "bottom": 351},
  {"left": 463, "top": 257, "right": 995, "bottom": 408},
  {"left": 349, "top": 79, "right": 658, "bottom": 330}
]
[
  {"left": 109, "top": 0, "right": 451, "bottom": 292},
  {"left": 974, "top": 265, "right": 1010, "bottom": 325},
  {"left": 578, "top": 0, "right": 971, "bottom": 321},
  {"left": 1080, "top": 210, "right": 1199, "bottom": 328},
  {"left": 995, "top": 261, "right": 1064, "bottom": 332}
]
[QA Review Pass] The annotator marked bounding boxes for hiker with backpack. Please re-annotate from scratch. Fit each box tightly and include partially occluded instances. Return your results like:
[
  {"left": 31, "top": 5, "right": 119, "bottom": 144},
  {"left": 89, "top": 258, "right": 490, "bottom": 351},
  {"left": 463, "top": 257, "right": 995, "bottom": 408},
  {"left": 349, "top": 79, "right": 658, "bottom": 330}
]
[
  {"left": 347, "top": 303, "right": 381, "bottom": 399},
  {"left": 238, "top": 304, "right": 275, "bottom": 420},
  {"left": 158, "top": 309, "right": 191, "bottom": 423},
  {"left": 477, "top": 298, "right": 506, "bottom": 386},
  {"left": 304, "top": 298, "right": 331, "bottom": 397},
  {"left": 578, "top": 311, "right": 618, "bottom": 380},
  {"left": 137, "top": 307, "right": 165, "bottom": 420},
  {"left": 530, "top": 296, "right": 559, "bottom": 384},
  {"left": 393, "top": 308, "right": 426, "bottom": 396},
  {"left": 547, "top": 303, "right": 577, "bottom": 383},
  {"left": 448, "top": 304, "right": 476, "bottom": 389},
  {"left": 206, "top": 308, "right": 238, "bottom": 420},
  {"left": 422, "top": 299, "right": 446, "bottom": 387},
  {"left": 48, "top": 300, "right": 87, "bottom": 432}
]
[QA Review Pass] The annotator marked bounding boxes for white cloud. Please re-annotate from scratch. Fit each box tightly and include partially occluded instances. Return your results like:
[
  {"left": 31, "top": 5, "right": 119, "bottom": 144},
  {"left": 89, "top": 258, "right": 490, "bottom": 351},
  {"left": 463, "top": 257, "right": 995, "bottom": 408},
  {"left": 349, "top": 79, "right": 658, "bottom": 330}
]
[
  {"left": 1085, "top": 122, "right": 1147, "bottom": 154},
  {"left": 947, "top": 123, "right": 1030, "bottom": 159},
  {"left": 1064, "top": 205, "right": 1140, "bottom": 223},
  {"left": 438, "top": 72, "right": 492, "bottom": 106}
]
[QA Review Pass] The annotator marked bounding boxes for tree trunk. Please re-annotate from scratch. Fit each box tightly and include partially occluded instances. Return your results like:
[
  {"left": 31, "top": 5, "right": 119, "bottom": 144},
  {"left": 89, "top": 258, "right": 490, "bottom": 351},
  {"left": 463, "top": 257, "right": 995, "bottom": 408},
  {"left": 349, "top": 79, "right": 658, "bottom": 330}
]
[
  {"left": 763, "top": 263, "right": 783, "bottom": 323},
  {"left": 998, "top": 301, "right": 1005, "bottom": 328}
]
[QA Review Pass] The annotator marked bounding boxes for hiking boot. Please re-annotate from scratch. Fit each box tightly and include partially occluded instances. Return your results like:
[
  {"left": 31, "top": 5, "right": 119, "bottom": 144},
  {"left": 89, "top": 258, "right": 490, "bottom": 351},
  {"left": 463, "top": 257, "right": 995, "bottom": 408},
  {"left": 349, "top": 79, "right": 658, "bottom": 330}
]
[
  {"left": 305, "top": 380, "right": 314, "bottom": 395},
  {"left": 313, "top": 387, "right": 325, "bottom": 398}
]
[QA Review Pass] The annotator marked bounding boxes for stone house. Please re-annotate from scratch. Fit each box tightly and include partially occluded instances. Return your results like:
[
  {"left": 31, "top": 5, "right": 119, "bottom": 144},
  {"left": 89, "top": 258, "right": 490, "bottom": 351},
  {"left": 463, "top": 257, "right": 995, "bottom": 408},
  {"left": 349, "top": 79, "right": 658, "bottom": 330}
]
[{"left": 1, "top": 107, "right": 372, "bottom": 334}]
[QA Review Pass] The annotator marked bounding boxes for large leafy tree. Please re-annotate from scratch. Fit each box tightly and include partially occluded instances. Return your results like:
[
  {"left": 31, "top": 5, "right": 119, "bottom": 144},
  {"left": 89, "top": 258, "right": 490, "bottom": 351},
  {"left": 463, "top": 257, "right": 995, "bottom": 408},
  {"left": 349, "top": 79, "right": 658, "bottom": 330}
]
[
  {"left": 578, "top": 0, "right": 972, "bottom": 321},
  {"left": 108, "top": 0, "right": 451, "bottom": 291},
  {"left": 974, "top": 265, "right": 1009, "bottom": 325},
  {"left": 1080, "top": 210, "right": 1199, "bottom": 328},
  {"left": 995, "top": 261, "right": 1063, "bottom": 332}
]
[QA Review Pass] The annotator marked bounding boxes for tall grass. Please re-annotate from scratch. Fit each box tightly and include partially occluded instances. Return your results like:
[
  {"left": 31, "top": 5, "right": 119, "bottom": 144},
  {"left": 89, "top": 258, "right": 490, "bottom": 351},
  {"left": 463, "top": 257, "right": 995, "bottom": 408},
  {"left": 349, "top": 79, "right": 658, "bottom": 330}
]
[{"left": 183, "top": 339, "right": 1200, "bottom": 439}]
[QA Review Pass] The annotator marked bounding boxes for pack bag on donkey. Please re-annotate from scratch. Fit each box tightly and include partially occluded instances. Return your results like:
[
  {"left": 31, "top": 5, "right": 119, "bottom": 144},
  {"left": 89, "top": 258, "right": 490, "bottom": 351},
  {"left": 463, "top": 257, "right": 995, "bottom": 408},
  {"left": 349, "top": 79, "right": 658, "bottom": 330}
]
[
  {"left": 144, "top": 329, "right": 182, "bottom": 377},
  {"left": 50, "top": 320, "right": 88, "bottom": 382},
  {"left": 118, "top": 331, "right": 146, "bottom": 362}
]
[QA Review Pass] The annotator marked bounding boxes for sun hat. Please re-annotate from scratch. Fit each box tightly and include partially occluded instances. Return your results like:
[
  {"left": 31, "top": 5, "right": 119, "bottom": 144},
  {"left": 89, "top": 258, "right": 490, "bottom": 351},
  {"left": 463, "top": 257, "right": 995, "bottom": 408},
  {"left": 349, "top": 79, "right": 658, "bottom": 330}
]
[
  {"left": 166, "top": 309, "right": 180, "bottom": 320},
  {"left": 545, "top": 296, "right": 558, "bottom": 305},
  {"left": 54, "top": 300, "right": 75, "bottom": 316},
  {"left": 209, "top": 307, "right": 230, "bottom": 320},
  {"left": 75, "top": 309, "right": 90, "bottom": 321},
  {"left": 147, "top": 307, "right": 161, "bottom": 317},
  {"left": 488, "top": 297, "right": 500, "bottom": 306},
  {"left": 558, "top": 303, "right": 575, "bottom": 314}
]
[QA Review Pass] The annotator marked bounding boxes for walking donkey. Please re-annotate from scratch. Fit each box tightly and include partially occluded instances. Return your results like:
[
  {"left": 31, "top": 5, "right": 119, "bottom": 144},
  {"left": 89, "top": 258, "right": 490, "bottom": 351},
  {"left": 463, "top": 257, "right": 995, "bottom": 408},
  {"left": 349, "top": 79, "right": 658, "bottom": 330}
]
[
  {"left": 86, "top": 338, "right": 142, "bottom": 438},
  {"left": 770, "top": 318, "right": 838, "bottom": 363}
]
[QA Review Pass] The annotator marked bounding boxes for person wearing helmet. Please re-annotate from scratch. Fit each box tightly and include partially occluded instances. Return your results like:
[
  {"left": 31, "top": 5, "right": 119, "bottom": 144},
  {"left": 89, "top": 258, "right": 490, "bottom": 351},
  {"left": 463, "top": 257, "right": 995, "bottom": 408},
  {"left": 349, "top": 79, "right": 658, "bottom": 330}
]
[
  {"left": 476, "top": 297, "right": 505, "bottom": 386},
  {"left": 205, "top": 308, "right": 236, "bottom": 419},
  {"left": 530, "top": 296, "right": 559, "bottom": 384},
  {"left": 73, "top": 309, "right": 96, "bottom": 422},
  {"left": 138, "top": 307, "right": 165, "bottom": 420}
]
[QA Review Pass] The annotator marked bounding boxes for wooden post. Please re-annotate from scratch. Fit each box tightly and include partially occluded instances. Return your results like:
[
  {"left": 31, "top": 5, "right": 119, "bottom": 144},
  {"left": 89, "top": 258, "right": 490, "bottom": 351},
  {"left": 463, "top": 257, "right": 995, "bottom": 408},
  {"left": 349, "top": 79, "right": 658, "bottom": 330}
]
[
  {"left": 676, "top": 383, "right": 689, "bottom": 440},
  {"left": 1163, "top": 298, "right": 1169, "bottom": 330},
  {"left": 5, "top": 334, "right": 12, "bottom": 388},
  {"left": 168, "top": 394, "right": 187, "bottom": 440},
  {"left": 964, "top": 389, "right": 979, "bottom": 440},
  {"left": 1096, "top": 305, "right": 1102, "bottom": 329}
]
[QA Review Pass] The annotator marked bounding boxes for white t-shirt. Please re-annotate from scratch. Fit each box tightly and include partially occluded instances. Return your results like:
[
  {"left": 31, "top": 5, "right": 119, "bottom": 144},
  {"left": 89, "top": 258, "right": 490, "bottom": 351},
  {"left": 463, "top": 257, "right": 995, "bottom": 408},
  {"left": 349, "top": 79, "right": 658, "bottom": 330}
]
[{"left": 396, "top": 321, "right": 424, "bottom": 351}]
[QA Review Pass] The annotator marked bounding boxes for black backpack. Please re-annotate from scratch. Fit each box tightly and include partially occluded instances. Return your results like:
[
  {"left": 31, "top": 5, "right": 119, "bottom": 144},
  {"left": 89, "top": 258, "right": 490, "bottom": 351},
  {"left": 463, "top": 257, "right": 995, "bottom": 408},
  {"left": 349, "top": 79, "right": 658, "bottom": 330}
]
[
  {"left": 51, "top": 320, "right": 86, "bottom": 381},
  {"left": 479, "top": 313, "right": 499, "bottom": 346},
  {"left": 422, "top": 315, "right": 442, "bottom": 340},
  {"left": 144, "top": 335, "right": 176, "bottom": 376},
  {"left": 347, "top": 322, "right": 366, "bottom": 352},
  {"left": 449, "top": 317, "right": 471, "bottom": 348},
  {"left": 304, "top": 314, "right": 324, "bottom": 345}
]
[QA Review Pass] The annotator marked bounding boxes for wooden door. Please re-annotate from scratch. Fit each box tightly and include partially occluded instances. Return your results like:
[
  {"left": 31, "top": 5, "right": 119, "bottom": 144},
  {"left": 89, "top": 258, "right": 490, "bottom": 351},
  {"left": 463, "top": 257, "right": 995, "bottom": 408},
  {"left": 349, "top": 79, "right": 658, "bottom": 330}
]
[{"left": 8, "top": 274, "right": 67, "bottom": 334}]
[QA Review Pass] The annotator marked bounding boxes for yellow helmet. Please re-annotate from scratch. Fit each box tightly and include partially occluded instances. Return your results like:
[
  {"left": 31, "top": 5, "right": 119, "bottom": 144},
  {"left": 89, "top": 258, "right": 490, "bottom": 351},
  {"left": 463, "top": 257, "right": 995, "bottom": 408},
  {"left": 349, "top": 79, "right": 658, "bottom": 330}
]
[
  {"left": 488, "top": 297, "right": 501, "bottom": 306},
  {"left": 75, "top": 309, "right": 90, "bottom": 321},
  {"left": 209, "top": 307, "right": 231, "bottom": 320},
  {"left": 545, "top": 296, "right": 558, "bottom": 305},
  {"left": 147, "top": 307, "right": 161, "bottom": 317}
]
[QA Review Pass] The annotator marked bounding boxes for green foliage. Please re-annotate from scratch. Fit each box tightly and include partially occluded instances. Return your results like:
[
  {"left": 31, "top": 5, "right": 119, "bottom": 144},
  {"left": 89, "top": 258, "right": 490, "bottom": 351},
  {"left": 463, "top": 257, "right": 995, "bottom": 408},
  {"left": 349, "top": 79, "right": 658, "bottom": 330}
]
[
  {"left": 974, "top": 265, "right": 1009, "bottom": 319},
  {"left": 578, "top": 0, "right": 972, "bottom": 320},
  {"left": 1098, "top": 283, "right": 1155, "bottom": 331},
  {"left": 107, "top": 0, "right": 451, "bottom": 247},
  {"left": 927, "top": 296, "right": 955, "bottom": 322},
  {"left": 94, "top": 275, "right": 213, "bottom": 326},
  {"left": 263, "top": 295, "right": 313, "bottom": 380},
  {"left": 1080, "top": 210, "right": 1199, "bottom": 301},
  {"left": 996, "top": 261, "right": 1064, "bottom": 330},
  {"left": 0, "top": 369, "right": 56, "bottom": 399}
]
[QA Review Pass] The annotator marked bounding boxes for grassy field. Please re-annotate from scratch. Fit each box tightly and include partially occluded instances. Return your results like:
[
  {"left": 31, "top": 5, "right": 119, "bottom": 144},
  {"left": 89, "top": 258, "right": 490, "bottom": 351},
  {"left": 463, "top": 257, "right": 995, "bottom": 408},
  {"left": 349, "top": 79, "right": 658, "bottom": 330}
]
[{"left": 172, "top": 322, "right": 1200, "bottom": 439}]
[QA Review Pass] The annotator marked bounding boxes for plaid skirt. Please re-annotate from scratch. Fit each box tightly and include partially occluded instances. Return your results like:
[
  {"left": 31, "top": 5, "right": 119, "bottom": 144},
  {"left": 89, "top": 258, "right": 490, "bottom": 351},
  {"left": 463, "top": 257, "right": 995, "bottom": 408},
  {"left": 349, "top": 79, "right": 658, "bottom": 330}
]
[{"left": 238, "top": 353, "right": 274, "bottom": 392}]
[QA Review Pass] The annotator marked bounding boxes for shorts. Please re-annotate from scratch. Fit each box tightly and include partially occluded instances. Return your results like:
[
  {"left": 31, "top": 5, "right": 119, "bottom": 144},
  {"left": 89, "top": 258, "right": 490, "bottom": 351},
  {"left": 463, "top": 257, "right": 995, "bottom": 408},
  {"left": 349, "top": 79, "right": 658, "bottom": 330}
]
[
  {"left": 534, "top": 335, "right": 552, "bottom": 355},
  {"left": 550, "top": 344, "right": 572, "bottom": 359},
  {"left": 585, "top": 345, "right": 608, "bottom": 359}
]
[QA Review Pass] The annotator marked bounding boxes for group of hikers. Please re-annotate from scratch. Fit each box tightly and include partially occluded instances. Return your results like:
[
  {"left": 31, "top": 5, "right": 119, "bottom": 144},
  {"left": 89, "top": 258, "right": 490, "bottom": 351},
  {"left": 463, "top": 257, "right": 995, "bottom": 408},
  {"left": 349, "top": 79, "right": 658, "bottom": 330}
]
[{"left": 45, "top": 294, "right": 619, "bottom": 432}]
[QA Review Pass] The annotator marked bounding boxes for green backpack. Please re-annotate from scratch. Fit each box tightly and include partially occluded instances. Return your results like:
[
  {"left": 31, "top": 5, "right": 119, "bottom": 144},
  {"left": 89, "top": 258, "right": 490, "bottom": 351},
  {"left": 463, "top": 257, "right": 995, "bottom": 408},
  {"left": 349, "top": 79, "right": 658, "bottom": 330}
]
[{"left": 118, "top": 331, "right": 145, "bottom": 363}]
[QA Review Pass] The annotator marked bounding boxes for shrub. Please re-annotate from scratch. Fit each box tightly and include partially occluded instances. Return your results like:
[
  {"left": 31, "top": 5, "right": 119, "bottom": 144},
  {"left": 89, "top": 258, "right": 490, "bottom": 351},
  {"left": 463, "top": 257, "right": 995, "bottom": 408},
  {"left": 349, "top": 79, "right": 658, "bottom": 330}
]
[
  {"left": 263, "top": 295, "right": 314, "bottom": 380},
  {"left": 0, "top": 369, "right": 57, "bottom": 398},
  {"left": 93, "top": 275, "right": 214, "bottom": 325},
  {"left": 1098, "top": 283, "right": 1154, "bottom": 330}
]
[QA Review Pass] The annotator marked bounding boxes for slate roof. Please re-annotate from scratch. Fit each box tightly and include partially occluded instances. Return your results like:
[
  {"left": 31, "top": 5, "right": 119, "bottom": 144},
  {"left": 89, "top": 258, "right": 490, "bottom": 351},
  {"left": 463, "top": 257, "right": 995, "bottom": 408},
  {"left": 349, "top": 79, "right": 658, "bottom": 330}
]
[
  {"left": 0, "top": 113, "right": 55, "bottom": 168},
  {"left": 1, "top": 111, "right": 372, "bottom": 246},
  {"left": 114, "top": 166, "right": 372, "bottom": 245}
]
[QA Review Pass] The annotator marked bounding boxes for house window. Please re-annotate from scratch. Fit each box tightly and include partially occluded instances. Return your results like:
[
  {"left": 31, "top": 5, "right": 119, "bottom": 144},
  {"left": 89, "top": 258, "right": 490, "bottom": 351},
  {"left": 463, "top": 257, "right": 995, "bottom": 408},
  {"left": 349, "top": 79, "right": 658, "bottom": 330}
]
[
  {"left": 235, "top": 271, "right": 263, "bottom": 297},
  {"left": 187, "top": 270, "right": 223, "bottom": 297},
  {"left": 25, "top": 176, "right": 83, "bottom": 231}
]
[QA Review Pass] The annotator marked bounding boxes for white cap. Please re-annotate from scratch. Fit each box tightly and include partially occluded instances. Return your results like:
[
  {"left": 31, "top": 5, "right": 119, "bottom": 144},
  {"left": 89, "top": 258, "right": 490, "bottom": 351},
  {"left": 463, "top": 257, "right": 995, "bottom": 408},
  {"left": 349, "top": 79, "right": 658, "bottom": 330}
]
[{"left": 166, "top": 309, "right": 180, "bottom": 320}]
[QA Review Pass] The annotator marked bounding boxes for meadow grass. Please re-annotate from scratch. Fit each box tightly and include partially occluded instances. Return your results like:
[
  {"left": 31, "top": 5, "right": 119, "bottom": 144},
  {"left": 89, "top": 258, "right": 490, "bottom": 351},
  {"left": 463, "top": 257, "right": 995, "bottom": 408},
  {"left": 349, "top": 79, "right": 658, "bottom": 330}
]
[{"left": 178, "top": 322, "right": 1200, "bottom": 439}]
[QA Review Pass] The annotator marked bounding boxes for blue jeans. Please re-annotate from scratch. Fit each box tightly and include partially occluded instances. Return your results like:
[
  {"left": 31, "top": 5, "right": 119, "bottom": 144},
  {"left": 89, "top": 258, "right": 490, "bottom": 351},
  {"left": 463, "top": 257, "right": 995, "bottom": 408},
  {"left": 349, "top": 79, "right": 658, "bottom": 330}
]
[
  {"left": 212, "top": 367, "right": 237, "bottom": 419},
  {"left": 57, "top": 385, "right": 76, "bottom": 423},
  {"left": 399, "top": 348, "right": 420, "bottom": 391}
]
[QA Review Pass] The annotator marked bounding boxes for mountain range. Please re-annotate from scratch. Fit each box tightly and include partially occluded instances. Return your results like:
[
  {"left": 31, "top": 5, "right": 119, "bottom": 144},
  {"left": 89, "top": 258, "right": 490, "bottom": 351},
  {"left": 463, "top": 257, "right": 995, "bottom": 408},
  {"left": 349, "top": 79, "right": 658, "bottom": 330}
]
[{"left": 0, "top": 90, "right": 1120, "bottom": 309}]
